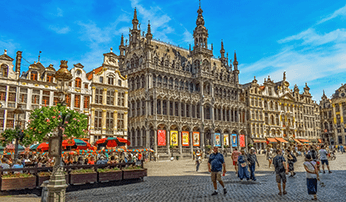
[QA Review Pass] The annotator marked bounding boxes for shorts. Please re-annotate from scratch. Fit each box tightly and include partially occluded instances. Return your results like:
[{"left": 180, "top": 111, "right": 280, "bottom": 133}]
[
  {"left": 211, "top": 171, "right": 222, "bottom": 182},
  {"left": 321, "top": 160, "right": 329, "bottom": 166},
  {"left": 233, "top": 161, "right": 237, "bottom": 166},
  {"left": 276, "top": 172, "right": 287, "bottom": 183}
]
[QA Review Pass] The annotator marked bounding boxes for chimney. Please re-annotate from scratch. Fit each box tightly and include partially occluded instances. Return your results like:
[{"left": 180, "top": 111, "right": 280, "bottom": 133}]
[{"left": 15, "top": 51, "right": 22, "bottom": 73}]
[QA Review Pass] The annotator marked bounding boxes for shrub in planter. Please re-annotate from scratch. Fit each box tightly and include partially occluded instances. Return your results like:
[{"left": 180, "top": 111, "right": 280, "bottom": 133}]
[
  {"left": 1, "top": 173, "right": 36, "bottom": 191},
  {"left": 70, "top": 169, "right": 97, "bottom": 185},
  {"left": 97, "top": 167, "right": 122, "bottom": 182},
  {"left": 37, "top": 171, "right": 69, "bottom": 187},
  {"left": 122, "top": 166, "right": 147, "bottom": 180}
]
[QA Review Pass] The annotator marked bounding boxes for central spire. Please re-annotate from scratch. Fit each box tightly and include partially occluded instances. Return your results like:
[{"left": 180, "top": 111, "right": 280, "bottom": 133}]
[
  {"left": 193, "top": 0, "right": 209, "bottom": 49},
  {"left": 132, "top": 7, "right": 139, "bottom": 30}
]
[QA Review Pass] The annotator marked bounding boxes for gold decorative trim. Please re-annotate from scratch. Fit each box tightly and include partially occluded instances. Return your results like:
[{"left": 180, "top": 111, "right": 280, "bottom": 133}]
[
  {"left": 114, "top": 110, "right": 117, "bottom": 113},
  {"left": 124, "top": 129, "right": 127, "bottom": 131},
  {"left": 115, "top": 70, "right": 127, "bottom": 80},
  {"left": 92, "top": 87, "right": 96, "bottom": 89},
  {"left": 22, "top": 82, "right": 26, "bottom": 85},
  {"left": 102, "top": 109, "right": 106, "bottom": 112},
  {"left": 103, "top": 88, "right": 107, "bottom": 91},
  {"left": 35, "top": 84, "right": 39, "bottom": 87},
  {"left": 124, "top": 112, "right": 128, "bottom": 114},
  {"left": 114, "top": 90, "right": 118, "bottom": 92},
  {"left": 91, "top": 108, "right": 95, "bottom": 111},
  {"left": 125, "top": 91, "right": 128, "bottom": 94}
]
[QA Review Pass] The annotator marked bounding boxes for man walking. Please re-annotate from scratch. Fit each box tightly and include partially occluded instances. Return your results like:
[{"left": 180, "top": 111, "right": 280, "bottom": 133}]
[
  {"left": 208, "top": 147, "right": 227, "bottom": 196},
  {"left": 196, "top": 150, "right": 201, "bottom": 172},
  {"left": 231, "top": 148, "right": 241, "bottom": 175},
  {"left": 273, "top": 149, "right": 288, "bottom": 196},
  {"left": 319, "top": 145, "right": 332, "bottom": 174},
  {"left": 247, "top": 147, "right": 260, "bottom": 181}
]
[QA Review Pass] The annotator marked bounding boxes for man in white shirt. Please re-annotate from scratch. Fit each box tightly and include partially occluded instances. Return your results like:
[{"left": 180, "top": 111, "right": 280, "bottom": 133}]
[{"left": 319, "top": 145, "right": 332, "bottom": 174}]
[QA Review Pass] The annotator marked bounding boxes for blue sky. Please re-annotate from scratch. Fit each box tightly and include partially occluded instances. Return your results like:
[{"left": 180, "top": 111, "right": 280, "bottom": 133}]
[{"left": 1, "top": 0, "right": 346, "bottom": 101}]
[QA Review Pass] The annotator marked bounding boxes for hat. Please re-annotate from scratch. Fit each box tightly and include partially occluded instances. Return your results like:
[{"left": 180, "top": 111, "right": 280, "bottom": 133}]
[{"left": 251, "top": 147, "right": 255, "bottom": 150}]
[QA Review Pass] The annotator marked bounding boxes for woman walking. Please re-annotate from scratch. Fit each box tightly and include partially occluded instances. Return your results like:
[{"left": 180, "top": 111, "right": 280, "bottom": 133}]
[
  {"left": 238, "top": 150, "right": 250, "bottom": 181},
  {"left": 303, "top": 154, "right": 319, "bottom": 200}
]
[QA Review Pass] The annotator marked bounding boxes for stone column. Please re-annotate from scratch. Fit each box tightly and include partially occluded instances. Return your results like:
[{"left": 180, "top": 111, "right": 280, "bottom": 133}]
[
  {"left": 200, "top": 130, "right": 205, "bottom": 158},
  {"left": 102, "top": 109, "right": 106, "bottom": 134},
  {"left": 146, "top": 128, "right": 150, "bottom": 148},
  {"left": 167, "top": 100, "right": 170, "bottom": 117},
  {"left": 154, "top": 128, "right": 158, "bottom": 159},
  {"left": 333, "top": 104, "right": 337, "bottom": 144},
  {"left": 179, "top": 130, "right": 182, "bottom": 155},
  {"left": 124, "top": 91, "right": 128, "bottom": 108},
  {"left": 113, "top": 110, "right": 118, "bottom": 132},
  {"left": 114, "top": 90, "right": 118, "bottom": 106},
  {"left": 161, "top": 100, "right": 163, "bottom": 115},
  {"left": 220, "top": 131, "right": 224, "bottom": 152},
  {"left": 190, "top": 130, "right": 193, "bottom": 155},
  {"left": 211, "top": 130, "right": 215, "bottom": 147},
  {"left": 103, "top": 88, "right": 107, "bottom": 105},
  {"left": 124, "top": 112, "right": 128, "bottom": 137},
  {"left": 91, "top": 108, "right": 95, "bottom": 131},
  {"left": 140, "top": 128, "right": 143, "bottom": 147},
  {"left": 91, "top": 87, "right": 96, "bottom": 104},
  {"left": 167, "top": 129, "right": 170, "bottom": 155}
]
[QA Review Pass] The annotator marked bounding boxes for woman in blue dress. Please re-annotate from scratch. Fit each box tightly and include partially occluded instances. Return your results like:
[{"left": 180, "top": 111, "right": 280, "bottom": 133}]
[{"left": 238, "top": 150, "right": 250, "bottom": 180}]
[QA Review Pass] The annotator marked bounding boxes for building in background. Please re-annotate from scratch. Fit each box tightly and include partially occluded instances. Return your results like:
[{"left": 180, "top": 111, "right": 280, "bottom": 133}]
[
  {"left": 120, "top": 5, "right": 248, "bottom": 158},
  {"left": 0, "top": 49, "right": 128, "bottom": 144},
  {"left": 87, "top": 49, "right": 128, "bottom": 144},
  {"left": 320, "top": 84, "right": 346, "bottom": 145},
  {"left": 243, "top": 72, "right": 321, "bottom": 150}
]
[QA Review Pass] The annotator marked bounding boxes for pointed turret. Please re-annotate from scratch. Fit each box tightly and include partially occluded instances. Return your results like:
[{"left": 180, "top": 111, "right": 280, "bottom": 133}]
[
  {"left": 119, "top": 34, "right": 126, "bottom": 64},
  {"left": 193, "top": 0, "right": 209, "bottom": 49},
  {"left": 132, "top": 8, "right": 139, "bottom": 30},
  {"left": 321, "top": 89, "right": 327, "bottom": 99},
  {"left": 146, "top": 20, "right": 153, "bottom": 43},
  {"left": 233, "top": 51, "right": 238, "bottom": 70},
  {"left": 220, "top": 40, "right": 227, "bottom": 67},
  {"left": 233, "top": 51, "right": 239, "bottom": 84}
]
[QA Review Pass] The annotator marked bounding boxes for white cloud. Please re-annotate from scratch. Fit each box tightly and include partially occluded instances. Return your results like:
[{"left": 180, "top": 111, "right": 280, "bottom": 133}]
[
  {"left": 278, "top": 28, "right": 346, "bottom": 46},
  {"left": 317, "top": 4, "right": 346, "bottom": 24},
  {"left": 56, "top": 7, "right": 63, "bottom": 17},
  {"left": 183, "top": 28, "right": 193, "bottom": 44},
  {"left": 48, "top": 25, "right": 70, "bottom": 34}
]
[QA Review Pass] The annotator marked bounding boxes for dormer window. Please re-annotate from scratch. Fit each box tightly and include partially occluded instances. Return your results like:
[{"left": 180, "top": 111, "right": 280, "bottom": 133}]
[
  {"left": 31, "top": 71, "right": 37, "bottom": 81},
  {"left": 118, "top": 80, "right": 122, "bottom": 86},
  {"left": 108, "top": 77, "right": 114, "bottom": 85},
  {"left": 76, "top": 70, "right": 82, "bottom": 75},
  {"left": 1, "top": 64, "right": 8, "bottom": 77},
  {"left": 99, "top": 77, "right": 103, "bottom": 83},
  {"left": 47, "top": 75, "right": 53, "bottom": 83}
]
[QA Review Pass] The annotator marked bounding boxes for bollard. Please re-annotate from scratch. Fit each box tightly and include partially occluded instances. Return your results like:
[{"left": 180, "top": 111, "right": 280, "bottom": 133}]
[{"left": 41, "top": 180, "right": 49, "bottom": 202}]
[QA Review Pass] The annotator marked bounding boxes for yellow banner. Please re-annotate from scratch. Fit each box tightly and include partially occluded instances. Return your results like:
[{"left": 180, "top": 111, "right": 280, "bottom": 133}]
[{"left": 170, "top": 130, "right": 178, "bottom": 146}]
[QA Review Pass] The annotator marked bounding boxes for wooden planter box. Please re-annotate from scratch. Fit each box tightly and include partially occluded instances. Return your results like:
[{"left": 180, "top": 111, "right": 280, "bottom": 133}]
[
  {"left": 69, "top": 172, "right": 97, "bottom": 185},
  {"left": 37, "top": 175, "right": 69, "bottom": 187},
  {"left": 1, "top": 176, "right": 36, "bottom": 191},
  {"left": 98, "top": 170, "right": 122, "bottom": 182},
  {"left": 122, "top": 169, "right": 147, "bottom": 180}
]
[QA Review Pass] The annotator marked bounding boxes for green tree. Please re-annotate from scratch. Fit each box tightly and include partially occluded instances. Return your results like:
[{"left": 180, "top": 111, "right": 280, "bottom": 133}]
[
  {"left": 25, "top": 104, "right": 88, "bottom": 142},
  {"left": 1, "top": 126, "right": 33, "bottom": 147}
]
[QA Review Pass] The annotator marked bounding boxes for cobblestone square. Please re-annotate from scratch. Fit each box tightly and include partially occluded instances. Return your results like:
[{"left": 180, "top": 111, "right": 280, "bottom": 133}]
[{"left": 65, "top": 153, "right": 346, "bottom": 202}]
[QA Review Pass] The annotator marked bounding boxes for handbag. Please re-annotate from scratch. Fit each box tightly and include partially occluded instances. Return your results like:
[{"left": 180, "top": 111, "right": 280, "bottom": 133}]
[{"left": 241, "top": 163, "right": 246, "bottom": 167}]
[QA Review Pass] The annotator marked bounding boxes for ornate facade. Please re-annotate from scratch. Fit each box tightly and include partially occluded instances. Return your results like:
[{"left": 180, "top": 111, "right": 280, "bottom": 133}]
[
  {"left": 87, "top": 49, "right": 129, "bottom": 143},
  {"left": 0, "top": 49, "right": 128, "bottom": 144},
  {"left": 320, "top": 85, "right": 346, "bottom": 145},
  {"left": 120, "top": 6, "right": 248, "bottom": 158},
  {"left": 244, "top": 73, "right": 321, "bottom": 150},
  {"left": 0, "top": 50, "right": 91, "bottom": 133}
]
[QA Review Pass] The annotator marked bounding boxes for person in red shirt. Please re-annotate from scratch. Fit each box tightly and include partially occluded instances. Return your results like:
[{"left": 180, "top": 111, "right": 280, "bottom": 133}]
[
  {"left": 88, "top": 156, "right": 95, "bottom": 165},
  {"left": 138, "top": 153, "right": 142, "bottom": 161},
  {"left": 231, "top": 148, "right": 241, "bottom": 174}
]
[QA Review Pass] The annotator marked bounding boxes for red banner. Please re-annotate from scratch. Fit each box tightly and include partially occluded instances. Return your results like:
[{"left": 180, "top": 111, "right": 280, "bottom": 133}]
[
  {"left": 157, "top": 130, "right": 166, "bottom": 146},
  {"left": 239, "top": 134, "right": 245, "bottom": 147}
]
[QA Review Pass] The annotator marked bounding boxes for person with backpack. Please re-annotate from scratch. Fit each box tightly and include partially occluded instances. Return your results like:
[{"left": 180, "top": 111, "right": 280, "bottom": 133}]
[
  {"left": 286, "top": 149, "right": 296, "bottom": 177},
  {"left": 309, "top": 146, "right": 320, "bottom": 173},
  {"left": 273, "top": 149, "right": 288, "bottom": 196}
]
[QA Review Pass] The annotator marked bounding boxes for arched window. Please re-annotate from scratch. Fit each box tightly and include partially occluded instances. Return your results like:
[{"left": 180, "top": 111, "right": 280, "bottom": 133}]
[
  {"left": 0, "top": 64, "right": 8, "bottom": 77},
  {"left": 31, "top": 71, "right": 37, "bottom": 81}
]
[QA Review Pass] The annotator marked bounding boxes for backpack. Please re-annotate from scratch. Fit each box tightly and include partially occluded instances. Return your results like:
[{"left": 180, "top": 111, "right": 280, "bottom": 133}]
[
  {"left": 274, "top": 156, "right": 285, "bottom": 173},
  {"left": 291, "top": 153, "right": 297, "bottom": 163}
]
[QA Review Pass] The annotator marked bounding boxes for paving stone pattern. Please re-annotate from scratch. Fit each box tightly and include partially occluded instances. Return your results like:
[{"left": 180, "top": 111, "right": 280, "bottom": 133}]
[{"left": 66, "top": 153, "right": 346, "bottom": 202}]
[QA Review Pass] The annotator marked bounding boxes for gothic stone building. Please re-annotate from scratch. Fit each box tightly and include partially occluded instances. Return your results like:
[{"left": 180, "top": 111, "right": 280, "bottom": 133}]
[
  {"left": 120, "top": 6, "right": 248, "bottom": 158},
  {"left": 243, "top": 73, "right": 321, "bottom": 150},
  {"left": 320, "top": 84, "right": 346, "bottom": 145}
]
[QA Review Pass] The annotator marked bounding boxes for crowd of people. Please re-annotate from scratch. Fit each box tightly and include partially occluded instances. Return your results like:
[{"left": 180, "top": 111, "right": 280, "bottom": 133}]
[
  {"left": 0, "top": 149, "right": 151, "bottom": 174},
  {"left": 204, "top": 144, "right": 336, "bottom": 200}
]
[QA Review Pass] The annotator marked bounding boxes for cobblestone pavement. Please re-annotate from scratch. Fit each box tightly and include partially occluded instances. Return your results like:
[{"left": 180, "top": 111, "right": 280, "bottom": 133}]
[{"left": 66, "top": 153, "right": 346, "bottom": 202}]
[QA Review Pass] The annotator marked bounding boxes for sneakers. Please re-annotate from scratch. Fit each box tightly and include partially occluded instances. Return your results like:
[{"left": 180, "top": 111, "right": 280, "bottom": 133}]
[
  {"left": 283, "top": 191, "right": 287, "bottom": 195},
  {"left": 329, "top": 171, "right": 332, "bottom": 173},
  {"left": 211, "top": 191, "right": 218, "bottom": 196},
  {"left": 323, "top": 171, "right": 326, "bottom": 174},
  {"left": 223, "top": 188, "right": 227, "bottom": 195}
]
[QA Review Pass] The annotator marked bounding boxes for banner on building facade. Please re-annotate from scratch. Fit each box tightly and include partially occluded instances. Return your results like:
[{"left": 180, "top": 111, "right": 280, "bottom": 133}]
[
  {"left": 231, "top": 134, "right": 237, "bottom": 147},
  {"left": 170, "top": 130, "right": 178, "bottom": 146},
  {"left": 182, "top": 131, "right": 189, "bottom": 146},
  {"left": 157, "top": 130, "right": 166, "bottom": 146},
  {"left": 193, "top": 132, "right": 200, "bottom": 146},
  {"left": 239, "top": 134, "right": 245, "bottom": 147},
  {"left": 214, "top": 133, "right": 221, "bottom": 147},
  {"left": 224, "top": 134, "right": 229, "bottom": 146}
]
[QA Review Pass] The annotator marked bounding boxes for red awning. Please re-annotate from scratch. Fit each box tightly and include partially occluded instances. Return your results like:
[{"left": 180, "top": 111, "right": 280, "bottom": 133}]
[
  {"left": 275, "top": 138, "right": 288, "bottom": 143},
  {"left": 267, "top": 138, "right": 277, "bottom": 143},
  {"left": 299, "top": 139, "right": 310, "bottom": 143},
  {"left": 253, "top": 139, "right": 266, "bottom": 143},
  {"left": 294, "top": 139, "right": 302, "bottom": 144},
  {"left": 117, "top": 137, "right": 131, "bottom": 146}
]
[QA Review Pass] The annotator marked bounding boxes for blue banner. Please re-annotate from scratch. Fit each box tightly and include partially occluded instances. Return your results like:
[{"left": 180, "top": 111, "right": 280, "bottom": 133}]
[
  {"left": 214, "top": 133, "right": 221, "bottom": 147},
  {"left": 231, "top": 134, "right": 237, "bottom": 147}
]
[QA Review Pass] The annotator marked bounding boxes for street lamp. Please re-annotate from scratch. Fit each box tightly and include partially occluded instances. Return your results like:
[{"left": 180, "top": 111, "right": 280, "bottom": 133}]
[
  {"left": 13, "top": 106, "right": 24, "bottom": 162},
  {"left": 47, "top": 60, "right": 72, "bottom": 202}
]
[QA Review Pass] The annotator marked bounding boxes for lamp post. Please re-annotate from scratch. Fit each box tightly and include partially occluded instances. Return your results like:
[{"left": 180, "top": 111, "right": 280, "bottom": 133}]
[
  {"left": 13, "top": 106, "right": 24, "bottom": 162},
  {"left": 47, "top": 60, "right": 72, "bottom": 202}
]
